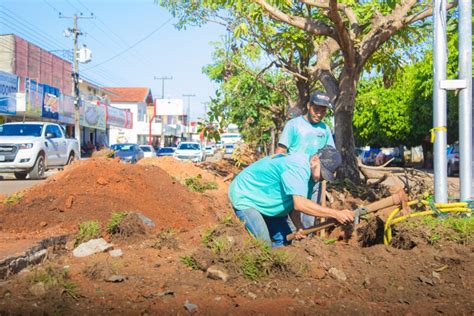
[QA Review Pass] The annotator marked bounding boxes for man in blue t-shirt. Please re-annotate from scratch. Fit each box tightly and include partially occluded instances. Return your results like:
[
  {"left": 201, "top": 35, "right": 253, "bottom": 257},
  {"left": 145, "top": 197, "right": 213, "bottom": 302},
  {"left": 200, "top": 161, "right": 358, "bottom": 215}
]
[
  {"left": 229, "top": 146, "right": 354, "bottom": 248},
  {"left": 276, "top": 91, "right": 335, "bottom": 229}
]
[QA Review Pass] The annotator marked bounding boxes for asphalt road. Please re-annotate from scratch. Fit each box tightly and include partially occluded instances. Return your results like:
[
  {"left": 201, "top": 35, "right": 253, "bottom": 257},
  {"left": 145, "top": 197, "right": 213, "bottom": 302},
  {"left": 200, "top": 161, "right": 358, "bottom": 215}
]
[{"left": 0, "top": 171, "right": 56, "bottom": 195}]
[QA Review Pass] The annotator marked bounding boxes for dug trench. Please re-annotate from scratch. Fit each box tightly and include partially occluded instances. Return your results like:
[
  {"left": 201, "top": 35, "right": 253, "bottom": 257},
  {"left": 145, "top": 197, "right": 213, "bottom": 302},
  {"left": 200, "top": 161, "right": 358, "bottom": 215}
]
[{"left": 0, "top": 157, "right": 472, "bottom": 314}]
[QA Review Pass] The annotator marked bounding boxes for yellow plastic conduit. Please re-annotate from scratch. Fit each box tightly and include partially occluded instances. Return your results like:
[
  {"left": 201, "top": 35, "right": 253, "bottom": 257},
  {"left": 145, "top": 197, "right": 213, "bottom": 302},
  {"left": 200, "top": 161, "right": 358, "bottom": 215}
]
[{"left": 383, "top": 200, "right": 471, "bottom": 245}]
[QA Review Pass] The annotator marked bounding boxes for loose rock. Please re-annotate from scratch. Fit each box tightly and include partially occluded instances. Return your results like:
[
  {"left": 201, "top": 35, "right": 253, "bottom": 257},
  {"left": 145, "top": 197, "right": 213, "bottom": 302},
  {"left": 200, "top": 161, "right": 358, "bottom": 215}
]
[
  {"left": 65, "top": 196, "right": 74, "bottom": 208},
  {"left": 96, "top": 177, "right": 109, "bottom": 185},
  {"left": 418, "top": 275, "right": 435, "bottom": 286},
  {"left": 328, "top": 267, "right": 347, "bottom": 281},
  {"left": 73, "top": 238, "right": 113, "bottom": 258},
  {"left": 29, "top": 282, "right": 46, "bottom": 296},
  {"left": 184, "top": 300, "right": 198, "bottom": 313},
  {"left": 109, "top": 249, "right": 123, "bottom": 257},
  {"left": 206, "top": 265, "right": 229, "bottom": 282},
  {"left": 105, "top": 275, "right": 126, "bottom": 283}
]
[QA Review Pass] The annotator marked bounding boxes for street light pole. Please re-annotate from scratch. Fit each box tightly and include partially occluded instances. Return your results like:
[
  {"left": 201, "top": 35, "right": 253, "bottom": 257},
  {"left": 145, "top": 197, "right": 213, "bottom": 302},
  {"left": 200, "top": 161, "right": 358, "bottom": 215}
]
[
  {"left": 153, "top": 76, "right": 173, "bottom": 147},
  {"left": 183, "top": 94, "right": 195, "bottom": 141}
]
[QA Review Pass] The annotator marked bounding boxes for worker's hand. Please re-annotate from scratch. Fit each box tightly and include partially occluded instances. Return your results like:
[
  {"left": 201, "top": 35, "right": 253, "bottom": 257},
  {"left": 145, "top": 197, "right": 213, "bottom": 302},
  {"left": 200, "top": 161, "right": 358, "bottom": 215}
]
[
  {"left": 334, "top": 209, "right": 355, "bottom": 224},
  {"left": 293, "top": 229, "right": 306, "bottom": 240}
]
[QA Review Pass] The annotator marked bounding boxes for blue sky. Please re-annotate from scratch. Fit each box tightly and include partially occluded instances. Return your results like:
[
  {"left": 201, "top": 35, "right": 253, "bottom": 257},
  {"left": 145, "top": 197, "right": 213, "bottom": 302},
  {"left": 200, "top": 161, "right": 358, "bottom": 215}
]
[{"left": 0, "top": 0, "right": 226, "bottom": 119}]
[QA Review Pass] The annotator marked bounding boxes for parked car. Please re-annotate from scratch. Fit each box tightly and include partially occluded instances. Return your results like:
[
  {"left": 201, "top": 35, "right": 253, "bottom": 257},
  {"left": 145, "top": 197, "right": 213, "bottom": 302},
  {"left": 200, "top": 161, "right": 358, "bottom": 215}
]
[
  {"left": 360, "top": 148, "right": 380, "bottom": 166},
  {"left": 111, "top": 143, "right": 144, "bottom": 164},
  {"left": 156, "top": 147, "right": 176, "bottom": 157},
  {"left": 139, "top": 145, "right": 156, "bottom": 158},
  {"left": 447, "top": 143, "right": 459, "bottom": 176},
  {"left": 204, "top": 145, "right": 215, "bottom": 156},
  {"left": 173, "top": 142, "right": 204, "bottom": 162},
  {"left": 224, "top": 144, "right": 236, "bottom": 156},
  {"left": 0, "top": 122, "right": 79, "bottom": 179}
]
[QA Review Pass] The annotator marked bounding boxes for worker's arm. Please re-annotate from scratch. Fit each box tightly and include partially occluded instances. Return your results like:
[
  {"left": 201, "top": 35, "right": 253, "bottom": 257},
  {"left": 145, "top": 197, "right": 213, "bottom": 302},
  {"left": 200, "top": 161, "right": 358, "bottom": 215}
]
[
  {"left": 292, "top": 195, "right": 354, "bottom": 224},
  {"left": 275, "top": 144, "right": 288, "bottom": 154},
  {"left": 289, "top": 209, "right": 304, "bottom": 231}
]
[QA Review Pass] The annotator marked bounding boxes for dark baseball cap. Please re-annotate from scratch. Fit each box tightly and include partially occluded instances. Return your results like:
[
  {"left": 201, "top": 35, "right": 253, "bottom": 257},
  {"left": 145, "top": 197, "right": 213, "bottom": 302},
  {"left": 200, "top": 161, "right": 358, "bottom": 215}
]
[
  {"left": 317, "top": 146, "right": 341, "bottom": 182},
  {"left": 309, "top": 91, "right": 332, "bottom": 107}
]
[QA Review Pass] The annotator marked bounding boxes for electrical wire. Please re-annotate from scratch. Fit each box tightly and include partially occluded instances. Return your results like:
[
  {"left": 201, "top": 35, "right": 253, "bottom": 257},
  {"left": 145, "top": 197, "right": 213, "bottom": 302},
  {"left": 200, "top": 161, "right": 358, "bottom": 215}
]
[{"left": 83, "top": 16, "right": 173, "bottom": 71}]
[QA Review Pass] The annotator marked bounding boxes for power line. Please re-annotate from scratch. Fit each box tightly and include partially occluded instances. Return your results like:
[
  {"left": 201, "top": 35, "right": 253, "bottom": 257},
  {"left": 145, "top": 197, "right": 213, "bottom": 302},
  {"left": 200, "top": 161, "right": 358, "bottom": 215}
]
[
  {"left": 65, "top": 0, "right": 82, "bottom": 13},
  {"left": 42, "top": 0, "right": 60, "bottom": 13},
  {"left": 83, "top": 17, "right": 173, "bottom": 71},
  {"left": 0, "top": 8, "right": 131, "bottom": 87}
]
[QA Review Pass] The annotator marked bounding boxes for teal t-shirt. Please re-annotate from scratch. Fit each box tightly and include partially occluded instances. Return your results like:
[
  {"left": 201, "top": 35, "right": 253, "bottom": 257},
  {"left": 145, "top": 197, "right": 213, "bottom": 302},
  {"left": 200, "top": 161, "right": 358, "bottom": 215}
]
[
  {"left": 278, "top": 116, "right": 335, "bottom": 156},
  {"left": 229, "top": 153, "right": 313, "bottom": 217}
]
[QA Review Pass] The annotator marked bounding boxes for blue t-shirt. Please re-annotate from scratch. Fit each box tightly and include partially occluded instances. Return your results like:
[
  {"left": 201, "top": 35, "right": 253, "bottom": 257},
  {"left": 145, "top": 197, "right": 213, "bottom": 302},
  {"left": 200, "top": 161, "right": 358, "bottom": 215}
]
[
  {"left": 229, "top": 153, "right": 314, "bottom": 217},
  {"left": 278, "top": 116, "right": 335, "bottom": 156}
]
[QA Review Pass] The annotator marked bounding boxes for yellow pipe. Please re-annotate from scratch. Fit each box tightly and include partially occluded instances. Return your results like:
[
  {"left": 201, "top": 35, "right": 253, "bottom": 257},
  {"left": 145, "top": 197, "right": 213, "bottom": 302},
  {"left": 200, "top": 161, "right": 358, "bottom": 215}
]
[{"left": 384, "top": 208, "right": 471, "bottom": 245}]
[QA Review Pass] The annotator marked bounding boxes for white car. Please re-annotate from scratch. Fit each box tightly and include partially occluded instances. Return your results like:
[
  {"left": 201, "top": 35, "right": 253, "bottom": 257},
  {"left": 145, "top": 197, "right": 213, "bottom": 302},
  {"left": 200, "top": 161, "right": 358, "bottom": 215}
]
[
  {"left": 204, "top": 145, "right": 214, "bottom": 156},
  {"left": 0, "top": 122, "right": 79, "bottom": 179},
  {"left": 139, "top": 145, "right": 157, "bottom": 158},
  {"left": 173, "top": 142, "right": 204, "bottom": 162}
]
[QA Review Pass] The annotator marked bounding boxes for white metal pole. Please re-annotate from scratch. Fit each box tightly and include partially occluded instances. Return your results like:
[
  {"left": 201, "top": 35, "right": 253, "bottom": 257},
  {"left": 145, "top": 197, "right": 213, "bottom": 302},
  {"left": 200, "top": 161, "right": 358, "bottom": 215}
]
[
  {"left": 432, "top": 0, "right": 448, "bottom": 203},
  {"left": 458, "top": 0, "right": 473, "bottom": 201}
]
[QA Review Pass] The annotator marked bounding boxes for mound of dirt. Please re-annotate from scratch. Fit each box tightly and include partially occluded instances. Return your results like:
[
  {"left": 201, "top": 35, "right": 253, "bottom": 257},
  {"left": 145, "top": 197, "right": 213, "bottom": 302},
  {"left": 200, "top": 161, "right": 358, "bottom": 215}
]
[
  {"left": 138, "top": 157, "right": 232, "bottom": 216},
  {"left": 0, "top": 158, "right": 219, "bottom": 236}
]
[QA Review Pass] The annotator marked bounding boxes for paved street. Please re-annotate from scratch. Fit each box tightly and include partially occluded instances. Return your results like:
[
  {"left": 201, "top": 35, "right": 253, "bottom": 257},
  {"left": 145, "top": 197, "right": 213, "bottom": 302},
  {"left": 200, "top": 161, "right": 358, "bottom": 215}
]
[{"left": 0, "top": 171, "right": 56, "bottom": 195}]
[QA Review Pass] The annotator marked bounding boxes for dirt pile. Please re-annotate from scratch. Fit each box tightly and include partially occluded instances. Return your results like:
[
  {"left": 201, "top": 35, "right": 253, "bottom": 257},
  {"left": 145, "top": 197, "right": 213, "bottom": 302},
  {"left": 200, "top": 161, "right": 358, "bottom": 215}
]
[
  {"left": 138, "top": 157, "right": 232, "bottom": 213},
  {"left": 0, "top": 158, "right": 219, "bottom": 236}
]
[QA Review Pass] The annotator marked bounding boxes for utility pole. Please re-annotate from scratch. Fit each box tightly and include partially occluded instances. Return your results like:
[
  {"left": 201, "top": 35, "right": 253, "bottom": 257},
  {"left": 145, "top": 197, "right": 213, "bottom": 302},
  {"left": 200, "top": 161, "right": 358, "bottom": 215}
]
[
  {"left": 153, "top": 76, "right": 173, "bottom": 99},
  {"left": 201, "top": 101, "right": 209, "bottom": 120},
  {"left": 60, "top": 12, "right": 93, "bottom": 158},
  {"left": 153, "top": 76, "right": 173, "bottom": 147},
  {"left": 183, "top": 94, "right": 195, "bottom": 141}
]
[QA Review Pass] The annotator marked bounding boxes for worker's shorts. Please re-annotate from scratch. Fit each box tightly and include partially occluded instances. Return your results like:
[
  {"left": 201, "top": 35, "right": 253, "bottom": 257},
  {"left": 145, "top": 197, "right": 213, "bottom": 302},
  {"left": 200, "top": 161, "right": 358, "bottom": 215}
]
[{"left": 233, "top": 207, "right": 292, "bottom": 248}]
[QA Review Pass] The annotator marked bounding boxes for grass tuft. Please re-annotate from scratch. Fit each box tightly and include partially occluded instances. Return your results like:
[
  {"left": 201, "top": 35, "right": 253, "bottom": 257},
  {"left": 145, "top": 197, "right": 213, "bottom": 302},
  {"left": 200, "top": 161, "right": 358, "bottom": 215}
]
[
  {"left": 106, "top": 212, "right": 128, "bottom": 234},
  {"left": 180, "top": 256, "right": 199, "bottom": 270},
  {"left": 184, "top": 174, "right": 218, "bottom": 193},
  {"left": 75, "top": 220, "right": 101, "bottom": 246},
  {"left": 399, "top": 215, "right": 474, "bottom": 244},
  {"left": 29, "top": 265, "right": 78, "bottom": 299},
  {"left": 1, "top": 193, "right": 23, "bottom": 205}
]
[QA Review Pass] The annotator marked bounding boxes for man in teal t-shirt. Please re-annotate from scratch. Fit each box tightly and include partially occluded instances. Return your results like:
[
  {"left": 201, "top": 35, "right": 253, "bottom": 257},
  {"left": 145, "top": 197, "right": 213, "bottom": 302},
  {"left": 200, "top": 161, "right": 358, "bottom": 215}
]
[
  {"left": 276, "top": 91, "right": 335, "bottom": 229},
  {"left": 229, "top": 146, "right": 354, "bottom": 248}
]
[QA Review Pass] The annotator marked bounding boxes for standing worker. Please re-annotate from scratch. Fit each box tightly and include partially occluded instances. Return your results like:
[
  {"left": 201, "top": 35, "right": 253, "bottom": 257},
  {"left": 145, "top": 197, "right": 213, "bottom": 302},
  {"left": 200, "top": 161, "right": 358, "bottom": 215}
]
[
  {"left": 229, "top": 146, "right": 354, "bottom": 248},
  {"left": 276, "top": 91, "right": 335, "bottom": 229}
]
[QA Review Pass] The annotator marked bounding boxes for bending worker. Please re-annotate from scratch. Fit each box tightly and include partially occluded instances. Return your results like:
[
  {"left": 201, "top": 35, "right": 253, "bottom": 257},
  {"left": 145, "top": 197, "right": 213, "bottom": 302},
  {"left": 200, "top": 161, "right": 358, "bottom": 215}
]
[{"left": 229, "top": 146, "right": 354, "bottom": 248}]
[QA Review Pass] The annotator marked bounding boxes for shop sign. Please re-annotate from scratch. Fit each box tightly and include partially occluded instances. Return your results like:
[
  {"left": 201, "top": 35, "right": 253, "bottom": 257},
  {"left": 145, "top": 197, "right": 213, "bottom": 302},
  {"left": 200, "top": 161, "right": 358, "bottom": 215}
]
[
  {"left": 58, "top": 94, "right": 75, "bottom": 124},
  {"left": 80, "top": 101, "right": 106, "bottom": 130},
  {"left": 25, "top": 78, "right": 44, "bottom": 117},
  {"left": 0, "top": 71, "right": 18, "bottom": 115},
  {"left": 42, "top": 84, "right": 60, "bottom": 120}
]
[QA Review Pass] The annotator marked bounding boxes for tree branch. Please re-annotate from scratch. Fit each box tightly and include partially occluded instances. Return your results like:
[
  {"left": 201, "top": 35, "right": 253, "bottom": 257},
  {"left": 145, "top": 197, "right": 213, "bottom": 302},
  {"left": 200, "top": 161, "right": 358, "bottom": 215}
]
[
  {"left": 254, "top": 0, "right": 337, "bottom": 38},
  {"left": 309, "top": 38, "right": 340, "bottom": 99},
  {"left": 404, "top": 1, "right": 456, "bottom": 24},
  {"left": 231, "top": 61, "right": 292, "bottom": 98},
  {"left": 299, "top": 0, "right": 360, "bottom": 34},
  {"left": 327, "top": 0, "right": 356, "bottom": 67},
  {"left": 359, "top": 0, "right": 417, "bottom": 65}
]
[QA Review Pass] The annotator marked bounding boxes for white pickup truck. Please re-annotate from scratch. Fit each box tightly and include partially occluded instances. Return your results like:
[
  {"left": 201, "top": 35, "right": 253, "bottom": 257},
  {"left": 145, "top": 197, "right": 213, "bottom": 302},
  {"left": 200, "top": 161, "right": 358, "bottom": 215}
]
[{"left": 0, "top": 122, "right": 79, "bottom": 179}]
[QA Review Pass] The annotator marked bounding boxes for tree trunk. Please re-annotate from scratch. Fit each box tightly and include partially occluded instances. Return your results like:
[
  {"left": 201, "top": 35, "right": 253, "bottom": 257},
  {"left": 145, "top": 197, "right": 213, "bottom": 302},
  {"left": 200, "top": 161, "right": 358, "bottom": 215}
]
[
  {"left": 334, "top": 77, "right": 361, "bottom": 183},
  {"left": 270, "top": 127, "right": 276, "bottom": 155}
]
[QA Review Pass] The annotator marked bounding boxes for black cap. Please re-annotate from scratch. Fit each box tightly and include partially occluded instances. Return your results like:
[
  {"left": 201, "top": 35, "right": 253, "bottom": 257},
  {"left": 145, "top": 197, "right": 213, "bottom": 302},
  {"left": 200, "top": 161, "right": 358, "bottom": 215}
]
[
  {"left": 317, "top": 146, "right": 341, "bottom": 182},
  {"left": 309, "top": 91, "right": 332, "bottom": 108}
]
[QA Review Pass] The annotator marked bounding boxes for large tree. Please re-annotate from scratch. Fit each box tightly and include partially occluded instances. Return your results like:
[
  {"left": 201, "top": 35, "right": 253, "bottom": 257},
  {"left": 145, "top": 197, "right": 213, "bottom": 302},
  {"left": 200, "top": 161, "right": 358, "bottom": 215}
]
[{"left": 160, "top": 0, "right": 453, "bottom": 182}]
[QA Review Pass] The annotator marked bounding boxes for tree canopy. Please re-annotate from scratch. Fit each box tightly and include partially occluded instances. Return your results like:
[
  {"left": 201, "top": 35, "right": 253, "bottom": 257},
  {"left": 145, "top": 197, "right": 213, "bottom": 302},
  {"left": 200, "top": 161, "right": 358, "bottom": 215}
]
[{"left": 159, "top": 0, "right": 455, "bottom": 182}]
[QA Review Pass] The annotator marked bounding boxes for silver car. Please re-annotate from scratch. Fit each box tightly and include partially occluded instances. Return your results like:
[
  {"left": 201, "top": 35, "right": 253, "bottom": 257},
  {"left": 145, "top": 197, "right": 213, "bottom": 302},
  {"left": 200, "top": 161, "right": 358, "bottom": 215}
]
[{"left": 111, "top": 143, "right": 144, "bottom": 164}]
